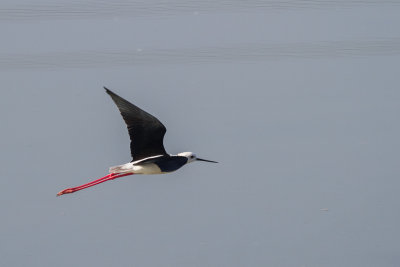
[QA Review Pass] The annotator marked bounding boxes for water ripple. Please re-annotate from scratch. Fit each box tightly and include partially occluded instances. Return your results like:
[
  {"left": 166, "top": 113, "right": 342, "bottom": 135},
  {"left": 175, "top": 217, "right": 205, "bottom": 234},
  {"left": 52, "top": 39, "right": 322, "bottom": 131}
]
[
  {"left": 1, "top": 38, "right": 400, "bottom": 70},
  {"left": 1, "top": 0, "right": 399, "bottom": 21}
]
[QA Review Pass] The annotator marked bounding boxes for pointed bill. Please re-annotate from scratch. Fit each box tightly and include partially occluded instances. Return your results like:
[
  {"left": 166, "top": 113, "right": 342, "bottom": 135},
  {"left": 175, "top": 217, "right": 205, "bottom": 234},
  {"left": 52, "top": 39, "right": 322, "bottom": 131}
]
[{"left": 197, "top": 158, "right": 218, "bottom": 163}]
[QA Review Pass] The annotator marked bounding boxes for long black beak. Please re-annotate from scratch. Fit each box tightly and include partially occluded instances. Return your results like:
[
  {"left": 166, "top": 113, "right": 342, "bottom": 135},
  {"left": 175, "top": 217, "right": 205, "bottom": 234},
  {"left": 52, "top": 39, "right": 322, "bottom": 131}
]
[{"left": 197, "top": 158, "right": 218, "bottom": 163}]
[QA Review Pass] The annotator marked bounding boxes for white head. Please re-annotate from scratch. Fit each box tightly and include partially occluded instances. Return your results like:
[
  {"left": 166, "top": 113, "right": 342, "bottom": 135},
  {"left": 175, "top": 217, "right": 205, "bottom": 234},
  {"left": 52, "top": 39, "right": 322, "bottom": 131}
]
[{"left": 177, "top": 152, "right": 218, "bottom": 164}]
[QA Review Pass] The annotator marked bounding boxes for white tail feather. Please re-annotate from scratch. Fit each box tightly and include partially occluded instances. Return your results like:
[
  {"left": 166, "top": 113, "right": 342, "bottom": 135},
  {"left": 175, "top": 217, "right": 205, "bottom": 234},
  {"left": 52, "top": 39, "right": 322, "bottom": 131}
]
[{"left": 109, "top": 163, "right": 133, "bottom": 174}]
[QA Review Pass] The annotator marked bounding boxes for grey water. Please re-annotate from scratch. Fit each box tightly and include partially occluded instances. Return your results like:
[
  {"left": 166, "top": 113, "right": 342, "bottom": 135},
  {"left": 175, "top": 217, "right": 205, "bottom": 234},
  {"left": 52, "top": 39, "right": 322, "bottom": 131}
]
[
  {"left": 1, "top": 0, "right": 400, "bottom": 21},
  {"left": 2, "top": 38, "right": 400, "bottom": 70},
  {"left": 1, "top": 1, "right": 400, "bottom": 267}
]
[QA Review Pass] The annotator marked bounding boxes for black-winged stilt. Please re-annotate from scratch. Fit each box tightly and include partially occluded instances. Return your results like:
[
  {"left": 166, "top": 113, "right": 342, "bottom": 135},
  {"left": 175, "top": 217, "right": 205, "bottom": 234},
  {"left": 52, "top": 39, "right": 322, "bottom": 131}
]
[{"left": 57, "top": 87, "right": 217, "bottom": 196}]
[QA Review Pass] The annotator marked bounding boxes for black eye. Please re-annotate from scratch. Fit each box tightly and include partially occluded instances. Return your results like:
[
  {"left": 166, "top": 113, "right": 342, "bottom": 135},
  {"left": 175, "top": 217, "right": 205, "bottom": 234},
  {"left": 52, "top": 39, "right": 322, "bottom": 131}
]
[{"left": 190, "top": 155, "right": 194, "bottom": 158}]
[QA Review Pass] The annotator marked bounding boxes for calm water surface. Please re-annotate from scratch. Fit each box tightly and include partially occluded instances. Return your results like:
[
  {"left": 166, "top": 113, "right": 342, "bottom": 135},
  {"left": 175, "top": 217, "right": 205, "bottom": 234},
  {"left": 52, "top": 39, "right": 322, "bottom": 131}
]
[{"left": 1, "top": 1, "right": 400, "bottom": 267}]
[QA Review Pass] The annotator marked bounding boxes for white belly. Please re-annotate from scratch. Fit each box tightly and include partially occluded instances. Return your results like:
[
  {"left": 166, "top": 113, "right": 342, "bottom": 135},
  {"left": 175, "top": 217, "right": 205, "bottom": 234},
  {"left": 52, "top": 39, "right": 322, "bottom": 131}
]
[
  {"left": 132, "top": 163, "right": 163, "bottom": 174},
  {"left": 109, "top": 162, "right": 163, "bottom": 174}
]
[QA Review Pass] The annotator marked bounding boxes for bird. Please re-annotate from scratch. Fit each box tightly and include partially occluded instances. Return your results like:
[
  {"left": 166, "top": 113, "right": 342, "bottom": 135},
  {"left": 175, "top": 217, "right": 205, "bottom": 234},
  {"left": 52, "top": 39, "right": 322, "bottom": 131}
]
[{"left": 57, "top": 87, "right": 217, "bottom": 196}]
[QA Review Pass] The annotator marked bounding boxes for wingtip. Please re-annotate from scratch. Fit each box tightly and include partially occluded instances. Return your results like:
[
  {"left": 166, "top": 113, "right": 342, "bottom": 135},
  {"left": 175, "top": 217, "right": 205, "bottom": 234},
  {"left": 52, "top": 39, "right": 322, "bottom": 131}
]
[{"left": 104, "top": 86, "right": 116, "bottom": 96}]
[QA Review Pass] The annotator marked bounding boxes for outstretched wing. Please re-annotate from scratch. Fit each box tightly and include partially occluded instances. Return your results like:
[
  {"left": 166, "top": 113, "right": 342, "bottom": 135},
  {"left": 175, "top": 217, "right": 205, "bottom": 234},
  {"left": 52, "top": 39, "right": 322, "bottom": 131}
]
[{"left": 104, "top": 87, "right": 168, "bottom": 161}]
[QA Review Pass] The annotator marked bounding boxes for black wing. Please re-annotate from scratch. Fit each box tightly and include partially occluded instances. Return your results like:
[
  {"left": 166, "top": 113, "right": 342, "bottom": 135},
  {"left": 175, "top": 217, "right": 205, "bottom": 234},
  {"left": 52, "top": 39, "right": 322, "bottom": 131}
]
[{"left": 104, "top": 87, "right": 168, "bottom": 161}]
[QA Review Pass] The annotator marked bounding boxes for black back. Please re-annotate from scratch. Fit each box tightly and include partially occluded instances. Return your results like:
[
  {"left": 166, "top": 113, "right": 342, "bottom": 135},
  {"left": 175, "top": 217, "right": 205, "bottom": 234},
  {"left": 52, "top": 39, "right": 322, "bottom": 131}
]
[{"left": 105, "top": 87, "right": 168, "bottom": 161}]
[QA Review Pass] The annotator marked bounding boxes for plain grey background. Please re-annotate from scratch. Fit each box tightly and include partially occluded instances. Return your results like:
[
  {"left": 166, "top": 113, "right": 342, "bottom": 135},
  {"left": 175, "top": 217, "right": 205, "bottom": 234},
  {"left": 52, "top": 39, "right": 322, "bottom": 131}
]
[{"left": 1, "top": 1, "right": 400, "bottom": 266}]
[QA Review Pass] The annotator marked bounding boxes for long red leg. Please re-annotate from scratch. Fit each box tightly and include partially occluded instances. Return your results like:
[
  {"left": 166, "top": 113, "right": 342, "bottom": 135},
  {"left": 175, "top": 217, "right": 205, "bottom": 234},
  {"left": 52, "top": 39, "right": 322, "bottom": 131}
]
[
  {"left": 67, "top": 173, "right": 134, "bottom": 192},
  {"left": 57, "top": 172, "right": 134, "bottom": 196}
]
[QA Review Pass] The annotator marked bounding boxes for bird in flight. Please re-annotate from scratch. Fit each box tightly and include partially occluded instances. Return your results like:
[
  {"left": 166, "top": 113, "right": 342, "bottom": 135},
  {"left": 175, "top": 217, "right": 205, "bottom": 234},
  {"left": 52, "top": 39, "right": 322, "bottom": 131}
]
[{"left": 57, "top": 87, "right": 217, "bottom": 196}]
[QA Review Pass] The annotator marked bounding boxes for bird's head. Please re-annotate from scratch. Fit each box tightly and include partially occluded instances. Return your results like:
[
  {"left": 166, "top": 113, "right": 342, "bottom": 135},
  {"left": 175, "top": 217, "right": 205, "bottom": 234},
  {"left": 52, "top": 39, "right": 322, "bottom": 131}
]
[{"left": 177, "top": 152, "right": 218, "bottom": 164}]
